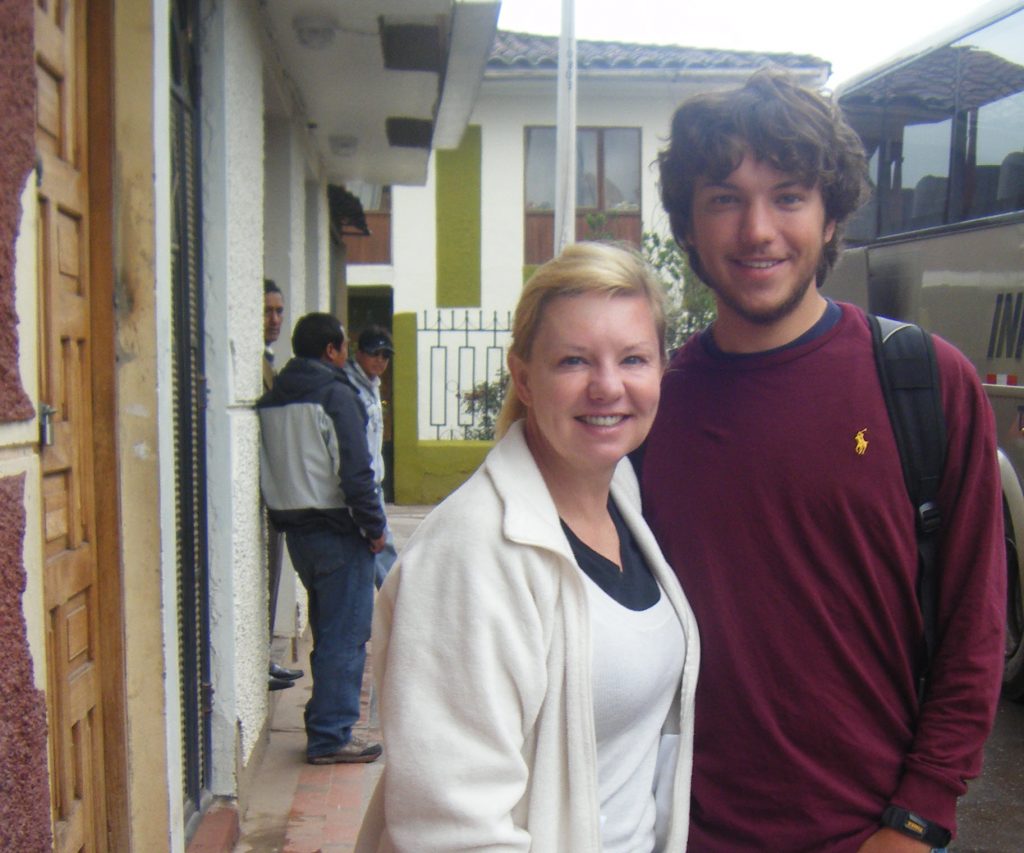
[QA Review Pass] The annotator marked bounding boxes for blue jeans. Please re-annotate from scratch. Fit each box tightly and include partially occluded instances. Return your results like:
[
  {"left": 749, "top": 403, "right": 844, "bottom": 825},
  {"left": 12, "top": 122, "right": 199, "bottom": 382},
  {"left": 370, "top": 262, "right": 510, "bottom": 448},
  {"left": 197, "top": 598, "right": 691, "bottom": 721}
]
[
  {"left": 285, "top": 526, "right": 375, "bottom": 758},
  {"left": 373, "top": 487, "right": 398, "bottom": 589}
]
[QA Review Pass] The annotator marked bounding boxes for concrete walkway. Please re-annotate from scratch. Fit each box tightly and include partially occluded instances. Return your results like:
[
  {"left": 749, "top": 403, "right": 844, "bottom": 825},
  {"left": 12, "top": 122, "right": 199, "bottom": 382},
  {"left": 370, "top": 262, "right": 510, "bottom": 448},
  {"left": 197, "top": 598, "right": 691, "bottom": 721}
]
[{"left": 233, "top": 505, "right": 433, "bottom": 853}]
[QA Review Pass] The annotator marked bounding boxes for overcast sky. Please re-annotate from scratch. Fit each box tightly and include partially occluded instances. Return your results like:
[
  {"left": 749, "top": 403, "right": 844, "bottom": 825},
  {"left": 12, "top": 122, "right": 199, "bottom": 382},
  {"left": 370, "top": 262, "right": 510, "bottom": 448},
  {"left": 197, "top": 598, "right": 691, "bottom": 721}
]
[{"left": 497, "top": 0, "right": 999, "bottom": 87}]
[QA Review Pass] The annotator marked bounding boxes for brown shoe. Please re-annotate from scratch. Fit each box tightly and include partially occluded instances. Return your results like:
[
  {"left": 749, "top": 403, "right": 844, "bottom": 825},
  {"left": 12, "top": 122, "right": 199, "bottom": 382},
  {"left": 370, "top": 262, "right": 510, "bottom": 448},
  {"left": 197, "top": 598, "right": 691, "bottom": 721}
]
[{"left": 307, "top": 735, "right": 382, "bottom": 765}]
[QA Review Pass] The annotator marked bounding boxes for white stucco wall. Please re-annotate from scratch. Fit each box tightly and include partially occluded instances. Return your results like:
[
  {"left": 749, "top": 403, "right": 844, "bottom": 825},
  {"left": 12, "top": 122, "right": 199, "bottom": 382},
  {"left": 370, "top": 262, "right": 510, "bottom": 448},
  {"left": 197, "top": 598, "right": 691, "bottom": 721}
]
[
  {"left": 391, "top": 160, "right": 440, "bottom": 314},
  {"left": 286, "top": 126, "right": 308, "bottom": 320},
  {"left": 264, "top": 120, "right": 312, "bottom": 362},
  {"left": 304, "top": 178, "right": 329, "bottom": 312},
  {"left": 228, "top": 411, "right": 266, "bottom": 734},
  {"left": 476, "top": 91, "right": 532, "bottom": 312},
  {"left": 347, "top": 264, "right": 395, "bottom": 289},
  {"left": 2, "top": 176, "right": 44, "bottom": 690},
  {"left": 201, "top": 1, "right": 268, "bottom": 789},
  {"left": 264, "top": 120, "right": 292, "bottom": 360}
]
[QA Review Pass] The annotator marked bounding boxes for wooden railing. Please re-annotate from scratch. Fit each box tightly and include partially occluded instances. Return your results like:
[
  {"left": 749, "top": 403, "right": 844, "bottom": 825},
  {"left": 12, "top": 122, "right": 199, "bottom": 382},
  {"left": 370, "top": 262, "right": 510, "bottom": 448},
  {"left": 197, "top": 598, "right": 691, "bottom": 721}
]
[
  {"left": 524, "top": 211, "right": 641, "bottom": 265},
  {"left": 345, "top": 212, "right": 392, "bottom": 264}
]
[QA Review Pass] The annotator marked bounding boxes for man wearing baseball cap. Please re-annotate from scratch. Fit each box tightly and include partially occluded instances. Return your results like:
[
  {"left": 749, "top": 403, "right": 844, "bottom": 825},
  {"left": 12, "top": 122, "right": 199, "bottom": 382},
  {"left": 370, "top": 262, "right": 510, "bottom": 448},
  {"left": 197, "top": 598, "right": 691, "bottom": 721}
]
[{"left": 345, "top": 325, "right": 398, "bottom": 588}]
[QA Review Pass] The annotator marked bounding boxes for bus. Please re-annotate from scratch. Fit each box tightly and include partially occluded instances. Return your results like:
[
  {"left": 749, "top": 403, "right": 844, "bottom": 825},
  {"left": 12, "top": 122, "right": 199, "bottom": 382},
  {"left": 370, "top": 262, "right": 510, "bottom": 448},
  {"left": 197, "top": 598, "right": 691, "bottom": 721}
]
[{"left": 824, "top": 0, "right": 1024, "bottom": 697}]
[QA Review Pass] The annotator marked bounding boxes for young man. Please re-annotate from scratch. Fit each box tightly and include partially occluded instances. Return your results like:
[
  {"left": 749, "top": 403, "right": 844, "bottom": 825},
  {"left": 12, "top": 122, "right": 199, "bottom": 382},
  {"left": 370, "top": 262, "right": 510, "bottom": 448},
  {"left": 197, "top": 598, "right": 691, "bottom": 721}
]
[
  {"left": 344, "top": 326, "right": 398, "bottom": 588},
  {"left": 642, "top": 70, "right": 1005, "bottom": 851},
  {"left": 261, "top": 278, "right": 303, "bottom": 690},
  {"left": 263, "top": 278, "right": 285, "bottom": 392},
  {"left": 258, "top": 313, "right": 386, "bottom": 764}
]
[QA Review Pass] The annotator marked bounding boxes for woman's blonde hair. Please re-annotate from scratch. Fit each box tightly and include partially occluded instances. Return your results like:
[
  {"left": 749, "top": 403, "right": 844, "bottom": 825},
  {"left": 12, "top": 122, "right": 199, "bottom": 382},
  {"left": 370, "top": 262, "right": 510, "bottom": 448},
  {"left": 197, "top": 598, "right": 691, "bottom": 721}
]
[{"left": 495, "top": 242, "right": 666, "bottom": 438}]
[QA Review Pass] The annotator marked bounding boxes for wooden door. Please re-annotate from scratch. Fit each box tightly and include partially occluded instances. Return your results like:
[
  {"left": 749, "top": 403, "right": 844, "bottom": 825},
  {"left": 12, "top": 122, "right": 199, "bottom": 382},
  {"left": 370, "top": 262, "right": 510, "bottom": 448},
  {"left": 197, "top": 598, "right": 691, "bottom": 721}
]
[{"left": 36, "top": 0, "right": 108, "bottom": 850}]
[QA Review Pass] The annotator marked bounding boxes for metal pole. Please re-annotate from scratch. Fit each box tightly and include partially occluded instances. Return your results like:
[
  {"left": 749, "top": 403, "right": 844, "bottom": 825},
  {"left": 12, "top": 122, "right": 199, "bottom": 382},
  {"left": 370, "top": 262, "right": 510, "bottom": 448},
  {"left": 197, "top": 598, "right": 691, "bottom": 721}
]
[{"left": 554, "top": 0, "right": 577, "bottom": 255}]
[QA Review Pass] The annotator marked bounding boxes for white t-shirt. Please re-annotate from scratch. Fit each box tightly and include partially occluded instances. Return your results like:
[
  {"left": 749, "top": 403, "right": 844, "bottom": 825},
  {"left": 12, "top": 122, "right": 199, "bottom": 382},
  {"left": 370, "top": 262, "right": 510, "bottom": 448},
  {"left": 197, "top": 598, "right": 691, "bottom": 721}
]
[{"left": 585, "top": 575, "right": 686, "bottom": 853}]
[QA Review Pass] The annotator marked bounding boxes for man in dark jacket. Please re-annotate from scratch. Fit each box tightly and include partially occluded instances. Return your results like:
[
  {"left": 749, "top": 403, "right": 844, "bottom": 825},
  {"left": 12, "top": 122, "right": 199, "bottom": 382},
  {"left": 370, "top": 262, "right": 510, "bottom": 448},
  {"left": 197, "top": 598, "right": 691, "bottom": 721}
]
[{"left": 258, "top": 312, "right": 386, "bottom": 764}]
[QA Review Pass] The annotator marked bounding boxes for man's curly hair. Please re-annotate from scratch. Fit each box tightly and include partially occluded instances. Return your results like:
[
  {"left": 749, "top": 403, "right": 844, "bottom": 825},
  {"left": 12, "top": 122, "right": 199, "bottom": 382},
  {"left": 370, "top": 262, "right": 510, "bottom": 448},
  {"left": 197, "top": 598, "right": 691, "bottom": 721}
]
[{"left": 658, "top": 68, "right": 870, "bottom": 286}]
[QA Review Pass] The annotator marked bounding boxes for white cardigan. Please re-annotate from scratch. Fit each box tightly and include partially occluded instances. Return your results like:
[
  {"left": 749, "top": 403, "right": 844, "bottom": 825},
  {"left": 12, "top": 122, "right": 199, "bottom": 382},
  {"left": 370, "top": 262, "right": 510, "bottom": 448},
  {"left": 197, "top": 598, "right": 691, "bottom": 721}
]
[{"left": 356, "top": 421, "right": 700, "bottom": 852}]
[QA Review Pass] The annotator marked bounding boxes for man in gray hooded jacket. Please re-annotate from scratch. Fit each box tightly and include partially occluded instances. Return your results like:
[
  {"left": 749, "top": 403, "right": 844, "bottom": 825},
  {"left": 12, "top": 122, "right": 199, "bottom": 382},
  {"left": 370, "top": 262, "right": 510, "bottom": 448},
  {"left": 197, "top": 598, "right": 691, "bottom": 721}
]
[
  {"left": 258, "top": 312, "right": 386, "bottom": 764},
  {"left": 344, "top": 325, "right": 398, "bottom": 588}
]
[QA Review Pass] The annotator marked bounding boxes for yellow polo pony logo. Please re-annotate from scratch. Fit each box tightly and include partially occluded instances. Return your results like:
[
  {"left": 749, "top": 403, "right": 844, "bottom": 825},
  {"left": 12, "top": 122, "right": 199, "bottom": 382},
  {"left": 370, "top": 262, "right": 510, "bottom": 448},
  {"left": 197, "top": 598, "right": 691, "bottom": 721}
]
[{"left": 855, "top": 429, "right": 869, "bottom": 455}]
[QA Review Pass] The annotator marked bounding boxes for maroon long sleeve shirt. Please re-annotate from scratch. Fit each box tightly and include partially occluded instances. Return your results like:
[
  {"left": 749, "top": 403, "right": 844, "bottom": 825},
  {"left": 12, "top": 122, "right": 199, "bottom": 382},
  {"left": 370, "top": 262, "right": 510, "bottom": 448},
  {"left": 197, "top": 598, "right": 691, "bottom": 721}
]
[{"left": 642, "top": 303, "right": 1004, "bottom": 851}]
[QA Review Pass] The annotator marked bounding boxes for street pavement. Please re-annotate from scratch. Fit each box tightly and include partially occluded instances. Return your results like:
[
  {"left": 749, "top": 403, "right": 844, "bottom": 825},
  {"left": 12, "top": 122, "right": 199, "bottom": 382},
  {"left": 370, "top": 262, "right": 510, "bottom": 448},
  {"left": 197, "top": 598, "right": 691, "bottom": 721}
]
[{"left": 953, "top": 696, "right": 1024, "bottom": 851}]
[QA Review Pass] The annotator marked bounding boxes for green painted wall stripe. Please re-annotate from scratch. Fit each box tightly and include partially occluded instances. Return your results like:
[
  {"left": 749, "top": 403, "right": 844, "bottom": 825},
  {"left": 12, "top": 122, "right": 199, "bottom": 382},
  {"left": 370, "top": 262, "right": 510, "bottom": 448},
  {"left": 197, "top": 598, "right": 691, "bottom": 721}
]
[
  {"left": 392, "top": 312, "right": 420, "bottom": 476},
  {"left": 436, "top": 125, "right": 481, "bottom": 308}
]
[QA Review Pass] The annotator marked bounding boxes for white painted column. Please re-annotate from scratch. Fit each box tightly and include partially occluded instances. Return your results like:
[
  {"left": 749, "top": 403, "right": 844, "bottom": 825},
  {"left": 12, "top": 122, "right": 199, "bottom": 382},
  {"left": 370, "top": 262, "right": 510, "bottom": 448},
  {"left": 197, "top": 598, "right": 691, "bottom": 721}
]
[{"left": 199, "top": 0, "right": 268, "bottom": 794}]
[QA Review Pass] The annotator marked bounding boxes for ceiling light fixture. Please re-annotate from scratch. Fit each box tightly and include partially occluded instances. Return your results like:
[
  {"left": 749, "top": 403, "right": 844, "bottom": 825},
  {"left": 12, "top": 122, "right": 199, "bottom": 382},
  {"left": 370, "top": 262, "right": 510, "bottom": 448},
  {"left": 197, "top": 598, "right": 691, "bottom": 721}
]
[
  {"left": 293, "top": 13, "right": 338, "bottom": 49},
  {"left": 328, "top": 134, "right": 359, "bottom": 156}
]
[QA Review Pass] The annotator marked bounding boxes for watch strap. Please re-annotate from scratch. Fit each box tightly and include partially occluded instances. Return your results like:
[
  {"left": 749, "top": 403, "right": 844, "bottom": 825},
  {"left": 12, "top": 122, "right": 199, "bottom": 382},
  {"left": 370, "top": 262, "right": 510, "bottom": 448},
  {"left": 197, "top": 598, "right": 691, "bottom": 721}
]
[{"left": 881, "top": 805, "right": 952, "bottom": 847}]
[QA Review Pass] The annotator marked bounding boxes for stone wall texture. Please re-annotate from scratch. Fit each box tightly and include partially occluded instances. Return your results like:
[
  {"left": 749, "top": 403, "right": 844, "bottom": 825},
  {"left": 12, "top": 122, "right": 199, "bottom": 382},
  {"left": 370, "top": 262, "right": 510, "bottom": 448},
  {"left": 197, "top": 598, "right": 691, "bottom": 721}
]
[
  {"left": 0, "top": 0, "right": 35, "bottom": 422},
  {"left": 0, "top": 1, "right": 52, "bottom": 848},
  {"left": 0, "top": 474, "right": 52, "bottom": 850}
]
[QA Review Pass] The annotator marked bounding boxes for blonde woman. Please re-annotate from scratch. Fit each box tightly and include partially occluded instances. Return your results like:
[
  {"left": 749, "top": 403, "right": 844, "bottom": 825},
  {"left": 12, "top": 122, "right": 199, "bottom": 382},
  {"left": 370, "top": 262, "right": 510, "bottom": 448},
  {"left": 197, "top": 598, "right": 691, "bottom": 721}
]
[{"left": 356, "top": 243, "right": 699, "bottom": 852}]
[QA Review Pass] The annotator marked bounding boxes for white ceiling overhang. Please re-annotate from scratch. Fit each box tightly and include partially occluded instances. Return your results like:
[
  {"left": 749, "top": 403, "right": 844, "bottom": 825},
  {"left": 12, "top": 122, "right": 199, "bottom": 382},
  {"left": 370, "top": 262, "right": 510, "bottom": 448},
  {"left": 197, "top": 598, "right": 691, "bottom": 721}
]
[{"left": 259, "top": 0, "right": 500, "bottom": 187}]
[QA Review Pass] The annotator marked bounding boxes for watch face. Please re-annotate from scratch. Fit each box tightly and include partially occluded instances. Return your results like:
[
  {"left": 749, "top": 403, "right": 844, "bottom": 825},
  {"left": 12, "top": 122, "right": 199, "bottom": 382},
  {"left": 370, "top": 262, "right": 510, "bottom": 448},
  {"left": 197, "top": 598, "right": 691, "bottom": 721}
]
[{"left": 901, "top": 813, "right": 928, "bottom": 838}]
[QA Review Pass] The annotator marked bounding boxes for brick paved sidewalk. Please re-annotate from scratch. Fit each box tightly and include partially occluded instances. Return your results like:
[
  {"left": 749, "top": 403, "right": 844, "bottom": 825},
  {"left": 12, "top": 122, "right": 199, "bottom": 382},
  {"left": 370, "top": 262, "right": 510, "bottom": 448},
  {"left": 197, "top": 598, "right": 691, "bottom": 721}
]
[
  {"left": 234, "top": 505, "right": 431, "bottom": 853},
  {"left": 276, "top": 651, "right": 383, "bottom": 853},
  {"left": 233, "top": 630, "right": 384, "bottom": 853}
]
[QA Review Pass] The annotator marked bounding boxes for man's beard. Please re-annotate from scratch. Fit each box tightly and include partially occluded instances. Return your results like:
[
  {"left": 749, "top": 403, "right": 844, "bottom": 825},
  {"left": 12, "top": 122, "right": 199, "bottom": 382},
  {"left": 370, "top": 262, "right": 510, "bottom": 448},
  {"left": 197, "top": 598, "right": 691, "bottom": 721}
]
[
  {"left": 710, "top": 269, "right": 817, "bottom": 327},
  {"left": 690, "top": 249, "right": 824, "bottom": 327}
]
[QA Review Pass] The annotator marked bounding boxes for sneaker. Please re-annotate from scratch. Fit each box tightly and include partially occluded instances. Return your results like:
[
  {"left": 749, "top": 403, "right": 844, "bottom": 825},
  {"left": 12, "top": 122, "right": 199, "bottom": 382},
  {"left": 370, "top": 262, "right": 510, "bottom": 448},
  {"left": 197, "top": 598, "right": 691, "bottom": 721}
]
[{"left": 307, "top": 735, "right": 382, "bottom": 765}]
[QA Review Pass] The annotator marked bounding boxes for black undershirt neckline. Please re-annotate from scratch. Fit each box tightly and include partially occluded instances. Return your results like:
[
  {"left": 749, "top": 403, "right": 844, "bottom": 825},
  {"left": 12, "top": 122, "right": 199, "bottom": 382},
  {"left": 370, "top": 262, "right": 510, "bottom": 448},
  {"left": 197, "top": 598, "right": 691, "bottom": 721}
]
[{"left": 560, "top": 499, "right": 660, "bottom": 611}]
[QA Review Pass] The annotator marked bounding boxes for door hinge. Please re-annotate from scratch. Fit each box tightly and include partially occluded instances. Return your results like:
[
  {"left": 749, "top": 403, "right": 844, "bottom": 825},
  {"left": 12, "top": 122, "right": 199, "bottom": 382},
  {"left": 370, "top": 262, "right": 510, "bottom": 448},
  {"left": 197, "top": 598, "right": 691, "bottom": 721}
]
[{"left": 39, "top": 403, "right": 57, "bottom": 447}]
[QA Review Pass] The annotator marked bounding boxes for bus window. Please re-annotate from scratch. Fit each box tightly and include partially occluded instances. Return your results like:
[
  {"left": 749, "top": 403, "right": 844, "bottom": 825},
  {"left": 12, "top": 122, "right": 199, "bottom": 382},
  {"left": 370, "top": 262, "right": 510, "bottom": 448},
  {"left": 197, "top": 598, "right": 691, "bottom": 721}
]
[
  {"left": 961, "top": 12, "right": 1024, "bottom": 216},
  {"left": 840, "top": 6, "right": 1024, "bottom": 237},
  {"left": 902, "top": 120, "right": 952, "bottom": 230},
  {"left": 843, "top": 148, "right": 880, "bottom": 243}
]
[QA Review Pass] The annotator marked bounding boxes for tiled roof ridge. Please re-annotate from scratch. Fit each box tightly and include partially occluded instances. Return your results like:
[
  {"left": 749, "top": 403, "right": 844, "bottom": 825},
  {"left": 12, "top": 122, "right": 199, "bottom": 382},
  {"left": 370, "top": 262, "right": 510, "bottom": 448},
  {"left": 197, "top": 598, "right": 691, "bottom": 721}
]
[{"left": 489, "top": 29, "right": 827, "bottom": 71}]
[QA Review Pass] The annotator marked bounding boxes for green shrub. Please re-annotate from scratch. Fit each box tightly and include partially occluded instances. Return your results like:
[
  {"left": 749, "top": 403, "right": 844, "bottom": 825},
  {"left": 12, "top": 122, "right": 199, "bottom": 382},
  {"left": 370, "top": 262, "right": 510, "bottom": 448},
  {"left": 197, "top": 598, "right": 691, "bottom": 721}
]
[{"left": 641, "top": 231, "right": 716, "bottom": 352}]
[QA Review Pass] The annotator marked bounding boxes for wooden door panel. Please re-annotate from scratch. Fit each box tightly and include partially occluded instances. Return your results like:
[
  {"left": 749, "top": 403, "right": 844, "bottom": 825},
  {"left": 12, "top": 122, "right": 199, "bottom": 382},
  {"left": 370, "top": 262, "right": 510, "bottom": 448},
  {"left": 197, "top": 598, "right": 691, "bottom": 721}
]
[
  {"left": 36, "top": 0, "right": 108, "bottom": 849},
  {"left": 43, "top": 546, "right": 93, "bottom": 610},
  {"left": 35, "top": 3, "right": 77, "bottom": 161},
  {"left": 65, "top": 594, "right": 91, "bottom": 662}
]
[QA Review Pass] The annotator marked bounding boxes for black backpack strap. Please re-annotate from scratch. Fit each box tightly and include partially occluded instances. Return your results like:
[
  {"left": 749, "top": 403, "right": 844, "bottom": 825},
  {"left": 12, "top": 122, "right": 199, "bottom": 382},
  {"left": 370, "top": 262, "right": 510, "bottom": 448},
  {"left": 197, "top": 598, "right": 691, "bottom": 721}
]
[{"left": 868, "top": 314, "right": 947, "bottom": 702}]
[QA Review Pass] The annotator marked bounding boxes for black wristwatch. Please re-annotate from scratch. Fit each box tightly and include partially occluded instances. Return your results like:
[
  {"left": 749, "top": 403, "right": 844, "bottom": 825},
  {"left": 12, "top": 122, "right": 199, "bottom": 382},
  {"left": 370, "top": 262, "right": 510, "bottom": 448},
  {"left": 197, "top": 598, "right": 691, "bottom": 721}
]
[{"left": 881, "top": 805, "right": 952, "bottom": 847}]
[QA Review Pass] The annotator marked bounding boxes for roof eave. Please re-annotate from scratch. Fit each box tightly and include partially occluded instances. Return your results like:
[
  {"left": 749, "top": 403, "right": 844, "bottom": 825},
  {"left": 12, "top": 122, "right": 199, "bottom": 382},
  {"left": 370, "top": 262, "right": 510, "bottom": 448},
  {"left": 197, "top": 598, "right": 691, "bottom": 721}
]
[
  {"left": 485, "top": 65, "right": 829, "bottom": 84},
  {"left": 433, "top": 1, "right": 502, "bottom": 149}
]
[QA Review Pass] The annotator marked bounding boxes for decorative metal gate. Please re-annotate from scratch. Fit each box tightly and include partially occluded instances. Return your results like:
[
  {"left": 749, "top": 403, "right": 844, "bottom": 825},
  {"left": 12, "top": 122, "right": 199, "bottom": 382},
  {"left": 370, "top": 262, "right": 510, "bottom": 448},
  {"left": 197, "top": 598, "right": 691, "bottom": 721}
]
[
  {"left": 170, "top": 0, "right": 211, "bottom": 826},
  {"left": 417, "top": 310, "right": 512, "bottom": 440}
]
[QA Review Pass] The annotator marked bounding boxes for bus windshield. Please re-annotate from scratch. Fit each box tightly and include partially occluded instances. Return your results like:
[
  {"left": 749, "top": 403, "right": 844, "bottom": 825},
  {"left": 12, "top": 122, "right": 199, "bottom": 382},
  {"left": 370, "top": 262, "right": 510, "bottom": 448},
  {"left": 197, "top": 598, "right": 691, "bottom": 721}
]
[{"left": 838, "top": 5, "right": 1024, "bottom": 242}]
